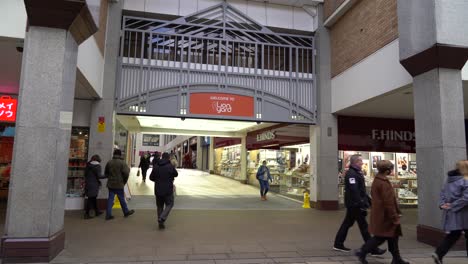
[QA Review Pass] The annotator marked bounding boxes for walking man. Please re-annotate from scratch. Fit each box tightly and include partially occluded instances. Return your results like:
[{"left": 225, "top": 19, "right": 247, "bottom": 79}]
[
  {"left": 153, "top": 152, "right": 178, "bottom": 229},
  {"left": 104, "top": 149, "right": 135, "bottom": 220},
  {"left": 333, "top": 154, "right": 386, "bottom": 255},
  {"left": 256, "top": 160, "right": 273, "bottom": 201}
]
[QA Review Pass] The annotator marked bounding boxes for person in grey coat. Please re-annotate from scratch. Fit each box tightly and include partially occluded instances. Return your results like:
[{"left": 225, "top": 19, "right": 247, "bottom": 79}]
[
  {"left": 84, "top": 155, "right": 104, "bottom": 219},
  {"left": 432, "top": 160, "right": 468, "bottom": 264}
]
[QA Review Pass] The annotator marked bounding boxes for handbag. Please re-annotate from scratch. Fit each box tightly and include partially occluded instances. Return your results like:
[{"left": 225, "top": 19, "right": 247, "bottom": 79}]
[{"left": 136, "top": 169, "right": 140, "bottom": 177}]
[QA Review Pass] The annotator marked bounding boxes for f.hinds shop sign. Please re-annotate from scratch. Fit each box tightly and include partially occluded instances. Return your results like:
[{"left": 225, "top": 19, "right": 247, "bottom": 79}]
[
  {"left": 338, "top": 116, "right": 416, "bottom": 153},
  {"left": 189, "top": 93, "right": 254, "bottom": 117}
]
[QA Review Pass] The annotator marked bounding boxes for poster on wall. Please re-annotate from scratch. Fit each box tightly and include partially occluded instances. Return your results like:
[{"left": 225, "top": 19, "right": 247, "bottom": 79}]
[
  {"left": 343, "top": 151, "right": 357, "bottom": 171},
  {"left": 409, "top": 161, "right": 417, "bottom": 175},
  {"left": 362, "top": 159, "right": 370, "bottom": 176},
  {"left": 396, "top": 153, "right": 409, "bottom": 176},
  {"left": 371, "top": 152, "right": 383, "bottom": 169},
  {"left": 142, "top": 134, "right": 160, "bottom": 146}
]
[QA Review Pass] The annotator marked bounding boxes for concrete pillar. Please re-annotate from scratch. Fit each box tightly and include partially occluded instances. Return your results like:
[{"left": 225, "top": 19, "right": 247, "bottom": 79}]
[
  {"left": 2, "top": 1, "right": 99, "bottom": 261},
  {"left": 209, "top": 136, "right": 215, "bottom": 173},
  {"left": 88, "top": 0, "right": 123, "bottom": 203},
  {"left": 413, "top": 68, "right": 466, "bottom": 238},
  {"left": 240, "top": 135, "right": 247, "bottom": 182},
  {"left": 196, "top": 136, "right": 203, "bottom": 170},
  {"left": 313, "top": 4, "right": 339, "bottom": 210},
  {"left": 397, "top": 0, "right": 468, "bottom": 246},
  {"left": 3, "top": 27, "right": 77, "bottom": 261}
]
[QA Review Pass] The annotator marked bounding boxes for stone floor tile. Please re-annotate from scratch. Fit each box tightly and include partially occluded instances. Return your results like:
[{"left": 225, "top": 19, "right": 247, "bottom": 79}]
[
  {"left": 187, "top": 254, "right": 229, "bottom": 260},
  {"left": 228, "top": 253, "right": 268, "bottom": 259}
]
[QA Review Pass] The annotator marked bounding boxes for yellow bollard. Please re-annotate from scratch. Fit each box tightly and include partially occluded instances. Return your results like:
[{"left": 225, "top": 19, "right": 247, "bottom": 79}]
[
  {"left": 302, "top": 191, "right": 311, "bottom": 209},
  {"left": 112, "top": 194, "right": 121, "bottom": 209}
]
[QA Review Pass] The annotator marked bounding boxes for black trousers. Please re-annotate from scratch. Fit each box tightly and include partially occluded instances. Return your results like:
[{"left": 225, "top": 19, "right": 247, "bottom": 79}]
[
  {"left": 156, "top": 193, "right": 174, "bottom": 222},
  {"left": 361, "top": 236, "right": 401, "bottom": 258},
  {"left": 85, "top": 196, "right": 100, "bottom": 215},
  {"left": 334, "top": 207, "right": 371, "bottom": 246},
  {"left": 141, "top": 167, "right": 149, "bottom": 180},
  {"left": 435, "top": 229, "right": 468, "bottom": 259}
]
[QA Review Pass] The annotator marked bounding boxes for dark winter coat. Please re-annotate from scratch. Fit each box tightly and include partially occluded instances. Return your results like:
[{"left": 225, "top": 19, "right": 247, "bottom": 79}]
[
  {"left": 440, "top": 170, "right": 468, "bottom": 231},
  {"left": 369, "top": 174, "right": 402, "bottom": 237},
  {"left": 153, "top": 159, "right": 178, "bottom": 196},
  {"left": 344, "top": 166, "right": 370, "bottom": 209},
  {"left": 139, "top": 155, "right": 150, "bottom": 170},
  {"left": 84, "top": 161, "right": 103, "bottom": 197},
  {"left": 104, "top": 155, "right": 130, "bottom": 189}
]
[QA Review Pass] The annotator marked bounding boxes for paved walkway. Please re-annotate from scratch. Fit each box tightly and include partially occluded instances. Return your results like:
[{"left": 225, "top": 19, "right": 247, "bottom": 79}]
[
  {"left": 0, "top": 169, "right": 466, "bottom": 263},
  {"left": 127, "top": 168, "right": 302, "bottom": 210}
]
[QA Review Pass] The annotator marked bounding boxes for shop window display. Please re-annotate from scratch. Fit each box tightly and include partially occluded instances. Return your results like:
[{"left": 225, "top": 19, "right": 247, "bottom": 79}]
[
  {"left": 338, "top": 151, "right": 418, "bottom": 207},
  {"left": 67, "top": 127, "right": 89, "bottom": 197},
  {"left": 247, "top": 144, "right": 311, "bottom": 200},
  {"left": 214, "top": 145, "right": 243, "bottom": 181}
]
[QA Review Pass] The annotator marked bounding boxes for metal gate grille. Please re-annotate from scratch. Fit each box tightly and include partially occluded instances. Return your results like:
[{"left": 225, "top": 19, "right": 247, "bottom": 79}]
[{"left": 117, "top": 2, "right": 316, "bottom": 123}]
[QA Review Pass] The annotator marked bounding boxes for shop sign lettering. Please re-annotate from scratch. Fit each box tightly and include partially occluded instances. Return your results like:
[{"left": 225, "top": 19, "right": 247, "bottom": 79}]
[
  {"left": 257, "top": 130, "right": 276, "bottom": 142},
  {"left": 371, "top": 129, "right": 415, "bottom": 142},
  {"left": 0, "top": 96, "right": 17, "bottom": 122}
]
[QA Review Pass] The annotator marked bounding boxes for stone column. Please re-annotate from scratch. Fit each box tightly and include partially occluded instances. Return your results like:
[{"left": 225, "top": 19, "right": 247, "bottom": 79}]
[
  {"left": 209, "top": 136, "right": 215, "bottom": 174},
  {"left": 313, "top": 4, "right": 339, "bottom": 210},
  {"left": 398, "top": 0, "right": 468, "bottom": 246},
  {"left": 240, "top": 135, "right": 247, "bottom": 183},
  {"left": 2, "top": 1, "right": 99, "bottom": 262},
  {"left": 196, "top": 136, "right": 203, "bottom": 170},
  {"left": 88, "top": 0, "right": 123, "bottom": 205}
]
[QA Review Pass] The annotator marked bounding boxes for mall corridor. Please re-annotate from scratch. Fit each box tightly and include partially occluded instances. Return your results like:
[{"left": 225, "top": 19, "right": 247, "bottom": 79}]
[{"left": 126, "top": 168, "right": 303, "bottom": 210}]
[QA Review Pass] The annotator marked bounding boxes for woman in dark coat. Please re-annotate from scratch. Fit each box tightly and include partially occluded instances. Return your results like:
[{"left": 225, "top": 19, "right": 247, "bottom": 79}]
[
  {"left": 84, "top": 155, "right": 104, "bottom": 219},
  {"left": 356, "top": 160, "right": 409, "bottom": 264},
  {"left": 139, "top": 152, "right": 151, "bottom": 183},
  {"left": 432, "top": 160, "right": 468, "bottom": 264}
]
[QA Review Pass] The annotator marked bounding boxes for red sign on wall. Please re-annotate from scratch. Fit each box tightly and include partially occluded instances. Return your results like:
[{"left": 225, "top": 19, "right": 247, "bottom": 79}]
[
  {"left": 0, "top": 96, "right": 17, "bottom": 122},
  {"left": 189, "top": 93, "right": 254, "bottom": 117}
]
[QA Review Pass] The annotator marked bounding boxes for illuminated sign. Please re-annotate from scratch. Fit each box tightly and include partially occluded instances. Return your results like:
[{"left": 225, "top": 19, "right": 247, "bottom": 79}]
[
  {"left": 0, "top": 96, "right": 17, "bottom": 122},
  {"left": 189, "top": 93, "right": 254, "bottom": 117}
]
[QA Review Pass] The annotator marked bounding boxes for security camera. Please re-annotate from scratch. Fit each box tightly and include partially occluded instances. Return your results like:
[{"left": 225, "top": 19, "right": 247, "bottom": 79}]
[
  {"left": 16, "top": 40, "right": 24, "bottom": 53},
  {"left": 181, "top": 117, "right": 185, "bottom": 121}
]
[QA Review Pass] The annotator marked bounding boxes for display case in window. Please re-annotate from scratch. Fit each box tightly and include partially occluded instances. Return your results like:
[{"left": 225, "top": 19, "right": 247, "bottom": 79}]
[
  {"left": 214, "top": 145, "right": 243, "bottom": 181},
  {"left": 66, "top": 127, "right": 89, "bottom": 198}
]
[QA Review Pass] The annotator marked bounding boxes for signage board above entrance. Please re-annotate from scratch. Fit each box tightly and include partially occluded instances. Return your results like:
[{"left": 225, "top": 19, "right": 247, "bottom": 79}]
[
  {"left": 0, "top": 96, "right": 17, "bottom": 122},
  {"left": 189, "top": 93, "right": 254, "bottom": 117}
]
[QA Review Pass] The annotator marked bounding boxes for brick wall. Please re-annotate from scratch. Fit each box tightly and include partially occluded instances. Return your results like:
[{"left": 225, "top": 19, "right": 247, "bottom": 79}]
[
  {"left": 330, "top": 0, "right": 398, "bottom": 77},
  {"left": 324, "top": 0, "right": 346, "bottom": 19}
]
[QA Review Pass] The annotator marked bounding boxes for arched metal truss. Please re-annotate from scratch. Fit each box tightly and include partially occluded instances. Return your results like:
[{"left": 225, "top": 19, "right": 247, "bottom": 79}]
[{"left": 116, "top": 2, "right": 316, "bottom": 124}]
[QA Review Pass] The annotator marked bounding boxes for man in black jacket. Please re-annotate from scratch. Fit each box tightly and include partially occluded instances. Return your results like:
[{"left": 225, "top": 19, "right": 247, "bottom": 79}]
[
  {"left": 333, "top": 154, "right": 386, "bottom": 255},
  {"left": 152, "top": 152, "right": 178, "bottom": 229}
]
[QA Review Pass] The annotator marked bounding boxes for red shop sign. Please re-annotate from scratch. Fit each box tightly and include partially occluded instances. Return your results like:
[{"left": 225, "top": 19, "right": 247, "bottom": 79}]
[
  {"left": 0, "top": 96, "right": 17, "bottom": 122},
  {"left": 189, "top": 93, "right": 254, "bottom": 117},
  {"left": 338, "top": 116, "right": 416, "bottom": 153}
]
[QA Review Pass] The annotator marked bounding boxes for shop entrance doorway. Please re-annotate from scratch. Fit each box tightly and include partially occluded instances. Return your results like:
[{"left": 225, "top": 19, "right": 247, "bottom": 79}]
[{"left": 116, "top": 115, "right": 312, "bottom": 210}]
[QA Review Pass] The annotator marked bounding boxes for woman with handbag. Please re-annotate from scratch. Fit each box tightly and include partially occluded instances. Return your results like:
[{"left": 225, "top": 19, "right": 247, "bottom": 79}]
[
  {"left": 355, "top": 160, "right": 409, "bottom": 264},
  {"left": 138, "top": 152, "right": 151, "bottom": 183}
]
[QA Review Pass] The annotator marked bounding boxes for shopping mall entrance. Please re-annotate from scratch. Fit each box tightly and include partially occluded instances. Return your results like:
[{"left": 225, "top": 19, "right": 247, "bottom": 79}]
[{"left": 116, "top": 115, "right": 313, "bottom": 210}]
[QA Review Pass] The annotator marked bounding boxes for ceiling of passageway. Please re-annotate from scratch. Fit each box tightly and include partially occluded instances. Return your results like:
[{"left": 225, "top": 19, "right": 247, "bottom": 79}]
[
  {"left": 336, "top": 82, "right": 468, "bottom": 119},
  {"left": 117, "top": 115, "right": 277, "bottom": 137}
]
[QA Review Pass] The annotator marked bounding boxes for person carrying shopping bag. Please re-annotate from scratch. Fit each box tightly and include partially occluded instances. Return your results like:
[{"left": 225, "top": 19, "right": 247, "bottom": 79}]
[{"left": 432, "top": 160, "right": 468, "bottom": 264}]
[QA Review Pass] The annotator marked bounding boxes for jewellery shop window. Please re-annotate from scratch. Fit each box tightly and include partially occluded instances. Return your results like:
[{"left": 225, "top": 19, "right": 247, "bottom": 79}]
[
  {"left": 247, "top": 144, "right": 311, "bottom": 200},
  {"left": 338, "top": 151, "right": 418, "bottom": 207},
  {"left": 214, "top": 145, "right": 243, "bottom": 181},
  {"left": 67, "top": 127, "right": 89, "bottom": 197}
]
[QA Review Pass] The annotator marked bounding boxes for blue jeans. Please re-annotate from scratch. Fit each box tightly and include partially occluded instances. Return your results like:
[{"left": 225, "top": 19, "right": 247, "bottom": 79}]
[
  {"left": 106, "top": 188, "right": 129, "bottom": 216},
  {"left": 259, "top": 180, "right": 269, "bottom": 196}
]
